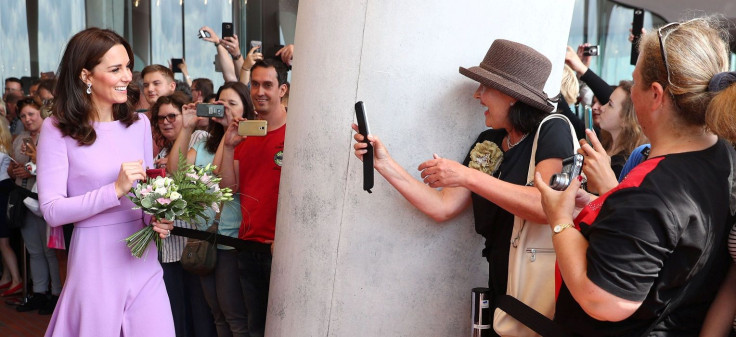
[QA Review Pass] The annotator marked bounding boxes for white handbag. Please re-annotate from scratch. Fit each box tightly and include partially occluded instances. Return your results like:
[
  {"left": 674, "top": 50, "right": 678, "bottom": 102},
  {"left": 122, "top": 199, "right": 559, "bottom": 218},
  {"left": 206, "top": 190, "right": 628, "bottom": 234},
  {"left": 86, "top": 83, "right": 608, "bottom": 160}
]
[{"left": 493, "top": 114, "right": 579, "bottom": 337}]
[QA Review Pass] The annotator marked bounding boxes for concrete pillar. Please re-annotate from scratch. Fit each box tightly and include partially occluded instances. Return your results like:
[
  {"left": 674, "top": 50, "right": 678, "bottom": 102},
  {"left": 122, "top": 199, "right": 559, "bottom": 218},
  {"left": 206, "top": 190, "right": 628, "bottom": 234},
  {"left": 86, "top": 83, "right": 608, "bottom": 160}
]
[{"left": 270, "top": 1, "right": 575, "bottom": 336}]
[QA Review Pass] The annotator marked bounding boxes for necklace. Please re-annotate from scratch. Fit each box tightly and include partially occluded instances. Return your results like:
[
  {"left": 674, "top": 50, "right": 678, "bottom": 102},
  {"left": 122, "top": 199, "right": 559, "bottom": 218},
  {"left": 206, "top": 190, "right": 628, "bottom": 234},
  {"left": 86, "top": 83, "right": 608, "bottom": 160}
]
[{"left": 506, "top": 132, "right": 528, "bottom": 150}]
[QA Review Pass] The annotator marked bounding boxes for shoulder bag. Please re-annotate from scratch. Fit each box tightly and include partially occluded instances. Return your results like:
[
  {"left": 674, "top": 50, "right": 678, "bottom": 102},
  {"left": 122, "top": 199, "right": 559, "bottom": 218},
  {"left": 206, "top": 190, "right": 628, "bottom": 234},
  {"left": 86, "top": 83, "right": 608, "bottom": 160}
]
[
  {"left": 181, "top": 220, "right": 219, "bottom": 276},
  {"left": 493, "top": 114, "right": 579, "bottom": 337}
]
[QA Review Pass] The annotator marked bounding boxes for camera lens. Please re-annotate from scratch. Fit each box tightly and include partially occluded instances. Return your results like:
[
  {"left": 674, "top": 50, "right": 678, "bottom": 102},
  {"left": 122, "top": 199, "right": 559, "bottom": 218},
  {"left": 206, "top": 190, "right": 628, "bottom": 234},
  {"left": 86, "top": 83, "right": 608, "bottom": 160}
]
[{"left": 549, "top": 173, "right": 570, "bottom": 191}]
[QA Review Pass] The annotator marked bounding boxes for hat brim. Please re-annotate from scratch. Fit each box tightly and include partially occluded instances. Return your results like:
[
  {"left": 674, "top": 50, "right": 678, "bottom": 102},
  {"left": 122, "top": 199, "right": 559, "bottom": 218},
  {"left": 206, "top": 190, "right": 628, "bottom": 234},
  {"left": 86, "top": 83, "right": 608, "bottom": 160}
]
[{"left": 459, "top": 66, "right": 554, "bottom": 113}]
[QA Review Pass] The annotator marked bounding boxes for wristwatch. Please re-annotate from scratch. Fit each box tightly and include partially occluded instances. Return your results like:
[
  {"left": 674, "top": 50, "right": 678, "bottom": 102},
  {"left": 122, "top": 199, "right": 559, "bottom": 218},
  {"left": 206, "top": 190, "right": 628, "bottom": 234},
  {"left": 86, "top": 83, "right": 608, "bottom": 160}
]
[{"left": 553, "top": 224, "right": 575, "bottom": 235}]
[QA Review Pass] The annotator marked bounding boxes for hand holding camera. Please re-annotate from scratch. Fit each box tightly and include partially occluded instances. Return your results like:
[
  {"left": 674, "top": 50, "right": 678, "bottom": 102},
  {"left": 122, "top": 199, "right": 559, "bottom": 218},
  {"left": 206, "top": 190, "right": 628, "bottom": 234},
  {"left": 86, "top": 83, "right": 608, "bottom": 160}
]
[
  {"left": 549, "top": 154, "right": 584, "bottom": 191},
  {"left": 198, "top": 26, "right": 220, "bottom": 45}
]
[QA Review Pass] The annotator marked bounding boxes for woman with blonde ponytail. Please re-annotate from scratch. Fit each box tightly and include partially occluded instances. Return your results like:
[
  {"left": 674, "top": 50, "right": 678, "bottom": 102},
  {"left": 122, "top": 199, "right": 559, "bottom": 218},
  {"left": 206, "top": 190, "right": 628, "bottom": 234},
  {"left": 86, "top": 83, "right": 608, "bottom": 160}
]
[{"left": 535, "top": 17, "right": 736, "bottom": 335}]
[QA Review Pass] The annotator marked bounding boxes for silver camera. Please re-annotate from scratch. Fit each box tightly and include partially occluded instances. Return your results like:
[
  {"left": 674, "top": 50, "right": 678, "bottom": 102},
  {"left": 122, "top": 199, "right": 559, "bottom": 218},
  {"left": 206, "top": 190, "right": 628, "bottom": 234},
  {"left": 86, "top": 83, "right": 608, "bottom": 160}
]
[
  {"left": 197, "top": 29, "right": 211, "bottom": 39},
  {"left": 549, "top": 154, "right": 584, "bottom": 191}
]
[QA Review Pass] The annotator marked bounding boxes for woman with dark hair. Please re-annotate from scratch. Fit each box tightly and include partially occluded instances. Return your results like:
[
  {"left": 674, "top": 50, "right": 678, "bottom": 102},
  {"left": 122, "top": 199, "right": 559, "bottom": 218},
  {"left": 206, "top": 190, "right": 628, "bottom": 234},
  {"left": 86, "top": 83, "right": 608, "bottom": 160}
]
[
  {"left": 36, "top": 27, "right": 174, "bottom": 336},
  {"left": 537, "top": 17, "right": 736, "bottom": 335},
  {"left": 168, "top": 81, "right": 254, "bottom": 337},
  {"left": 353, "top": 39, "right": 576, "bottom": 335}
]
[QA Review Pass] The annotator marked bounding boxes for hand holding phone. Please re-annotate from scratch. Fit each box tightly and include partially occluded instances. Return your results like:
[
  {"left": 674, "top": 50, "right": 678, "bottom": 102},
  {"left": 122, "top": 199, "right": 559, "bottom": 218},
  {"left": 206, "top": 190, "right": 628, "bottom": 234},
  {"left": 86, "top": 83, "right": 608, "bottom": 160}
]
[
  {"left": 250, "top": 40, "right": 262, "bottom": 54},
  {"left": 171, "top": 58, "right": 184, "bottom": 73},
  {"left": 354, "top": 101, "right": 373, "bottom": 193},
  {"left": 196, "top": 103, "right": 225, "bottom": 118},
  {"left": 238, "top": 120, "right": 268, "bottom": 136},
  {"left": 222, "top": 22, "right": 234, "bottom": 38}
]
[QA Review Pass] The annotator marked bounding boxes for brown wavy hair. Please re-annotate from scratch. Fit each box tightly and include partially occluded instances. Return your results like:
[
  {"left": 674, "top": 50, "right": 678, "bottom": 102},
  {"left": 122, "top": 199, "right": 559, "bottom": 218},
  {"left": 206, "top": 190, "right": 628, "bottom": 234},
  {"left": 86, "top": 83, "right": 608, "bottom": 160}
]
[
  {"left": 205, "top": 82, "right": 255, "bottom": 154},
  {"left": 52, "top": 28, "right": 138, "bottom": 146},
  {"left": 612, "top": 81, "right": 646, "bottom": 156},
  {"left": 150, "top": 92, "right": 191, "bottom": 152}
]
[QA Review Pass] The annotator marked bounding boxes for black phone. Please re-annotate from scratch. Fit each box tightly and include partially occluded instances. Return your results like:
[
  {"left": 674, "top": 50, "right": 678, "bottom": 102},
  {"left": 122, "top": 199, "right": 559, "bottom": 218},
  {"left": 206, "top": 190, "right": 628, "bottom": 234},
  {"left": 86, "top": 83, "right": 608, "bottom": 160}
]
[
  {"left": 196, "top": 103, "right": 225, "bottom": 118},
  {"left": 630, "top": 8, "right": 645, "bottom": 65},
  {"left": 354, "top": 101, "right": 373, "bottom": 193},
  {"left": 222, "top": 22, "right": 234, "bottom": 38},
  {"left": 171, "top": 58, "right": 183, "bottom": 73}
]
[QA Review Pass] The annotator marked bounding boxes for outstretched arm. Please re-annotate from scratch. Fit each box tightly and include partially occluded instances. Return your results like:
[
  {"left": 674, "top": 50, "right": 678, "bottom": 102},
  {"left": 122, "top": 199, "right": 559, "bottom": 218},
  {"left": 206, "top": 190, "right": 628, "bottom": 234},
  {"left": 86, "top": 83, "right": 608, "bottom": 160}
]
[{"left": 353, "top": 124, "right": 470, "bottom": 222}]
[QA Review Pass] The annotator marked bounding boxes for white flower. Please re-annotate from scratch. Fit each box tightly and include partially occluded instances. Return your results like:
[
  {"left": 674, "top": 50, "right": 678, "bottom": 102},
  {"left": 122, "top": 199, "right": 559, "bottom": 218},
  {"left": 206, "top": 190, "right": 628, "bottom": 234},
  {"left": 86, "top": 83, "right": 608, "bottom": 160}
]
[
  {"left": 154, "top": 187, "right": 167, "bottom": 195},
  {"left": 170, "top": 191, "right": 181, "bottom": 200},
  {"left": 153, "top": 178, "right": 166, "bottom": 189}
]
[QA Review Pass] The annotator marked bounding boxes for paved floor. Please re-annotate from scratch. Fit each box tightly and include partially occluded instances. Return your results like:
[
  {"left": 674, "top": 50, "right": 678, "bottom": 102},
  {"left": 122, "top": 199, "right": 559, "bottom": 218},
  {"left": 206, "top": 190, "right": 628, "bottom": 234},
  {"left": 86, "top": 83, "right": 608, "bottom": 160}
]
[{"left": 0, "top": 251, "right": 67, "bottom": 337}]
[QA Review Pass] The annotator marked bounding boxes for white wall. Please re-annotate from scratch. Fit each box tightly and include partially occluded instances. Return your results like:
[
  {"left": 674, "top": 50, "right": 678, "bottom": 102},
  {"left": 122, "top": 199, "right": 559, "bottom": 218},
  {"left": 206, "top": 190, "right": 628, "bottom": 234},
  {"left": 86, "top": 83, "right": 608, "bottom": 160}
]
[{"left": 269, "top": 1, "right": 575, "bottom": 336}]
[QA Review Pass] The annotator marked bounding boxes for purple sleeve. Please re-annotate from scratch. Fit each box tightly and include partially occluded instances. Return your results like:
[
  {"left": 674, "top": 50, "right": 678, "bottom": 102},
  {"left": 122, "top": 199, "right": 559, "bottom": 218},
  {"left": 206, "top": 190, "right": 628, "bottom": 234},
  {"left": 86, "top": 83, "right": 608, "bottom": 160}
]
[
  {"left": 37, "top": 118, "right": 121, "bottom": 227},
  {"left": 142, "top": 114, "right": 153, "bottom": 225}
]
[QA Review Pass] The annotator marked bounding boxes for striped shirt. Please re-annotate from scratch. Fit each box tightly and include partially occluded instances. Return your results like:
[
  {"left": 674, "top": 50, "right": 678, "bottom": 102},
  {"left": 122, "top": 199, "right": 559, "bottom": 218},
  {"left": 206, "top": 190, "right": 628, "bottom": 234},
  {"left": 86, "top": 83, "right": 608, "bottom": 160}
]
[{"left": 155, "top": 131, "right": 210, "bottom": 263}]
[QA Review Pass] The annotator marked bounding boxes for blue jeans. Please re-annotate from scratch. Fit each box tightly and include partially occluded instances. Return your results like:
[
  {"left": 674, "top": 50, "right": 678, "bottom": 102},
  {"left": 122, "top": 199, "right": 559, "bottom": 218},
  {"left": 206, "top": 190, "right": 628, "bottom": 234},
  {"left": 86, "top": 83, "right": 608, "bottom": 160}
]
[
  {"left": 201, "top": 249, "right": 249, "bottom": 337},
  {"left": 237, "top": 251, "right": 272, "bottom": 337}
]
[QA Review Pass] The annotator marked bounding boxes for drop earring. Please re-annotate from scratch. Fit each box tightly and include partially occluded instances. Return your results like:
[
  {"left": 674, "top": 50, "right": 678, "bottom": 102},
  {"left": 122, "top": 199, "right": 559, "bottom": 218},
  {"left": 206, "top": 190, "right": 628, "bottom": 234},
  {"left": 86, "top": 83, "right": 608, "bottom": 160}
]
[{"left": 86, "top": 83, "right": 92, "bottom": 95}]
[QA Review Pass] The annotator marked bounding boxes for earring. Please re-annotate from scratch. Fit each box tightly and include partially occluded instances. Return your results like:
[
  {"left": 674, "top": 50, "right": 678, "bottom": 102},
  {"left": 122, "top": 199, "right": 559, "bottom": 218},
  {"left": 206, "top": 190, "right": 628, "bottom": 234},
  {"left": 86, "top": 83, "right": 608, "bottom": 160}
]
[
  {"left": 510, "top": 102, "right": 514, "bottom": 106},
  {"left": 86, "top": 83, "right": 92, "bottom": 95}
]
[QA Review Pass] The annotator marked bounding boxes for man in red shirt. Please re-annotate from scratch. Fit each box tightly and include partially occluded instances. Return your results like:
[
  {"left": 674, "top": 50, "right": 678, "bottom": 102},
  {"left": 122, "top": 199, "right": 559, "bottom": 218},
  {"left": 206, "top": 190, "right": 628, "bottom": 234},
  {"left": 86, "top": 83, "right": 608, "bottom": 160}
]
[{"left": 219, "top": 58, "right": 288, "bottom": 337}]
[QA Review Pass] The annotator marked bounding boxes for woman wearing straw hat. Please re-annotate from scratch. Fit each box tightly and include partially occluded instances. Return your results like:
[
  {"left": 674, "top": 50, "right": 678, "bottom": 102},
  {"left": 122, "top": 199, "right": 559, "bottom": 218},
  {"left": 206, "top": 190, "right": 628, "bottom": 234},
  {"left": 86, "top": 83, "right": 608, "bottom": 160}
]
[
  {"left": 353, "top": 39, "right": 575, "bottom": 331},
  {"left": 536, "top": 17, "right": 736, "bottom": 335}
]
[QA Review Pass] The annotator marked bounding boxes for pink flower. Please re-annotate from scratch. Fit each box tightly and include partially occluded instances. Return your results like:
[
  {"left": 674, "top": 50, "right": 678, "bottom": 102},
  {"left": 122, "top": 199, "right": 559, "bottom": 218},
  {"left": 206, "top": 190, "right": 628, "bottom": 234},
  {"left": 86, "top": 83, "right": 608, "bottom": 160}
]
[
  {"left": 141, "top": 185, "right": 153, "bottom": 196},
  {"left": 200, "top": 174, "right": 212, "bottom": 185},
  {"left": 187, "top": 173, "right": 199, "bottom": 181},
  {"left": 157, "top": 198, "right": 172, "bottom": 205}
]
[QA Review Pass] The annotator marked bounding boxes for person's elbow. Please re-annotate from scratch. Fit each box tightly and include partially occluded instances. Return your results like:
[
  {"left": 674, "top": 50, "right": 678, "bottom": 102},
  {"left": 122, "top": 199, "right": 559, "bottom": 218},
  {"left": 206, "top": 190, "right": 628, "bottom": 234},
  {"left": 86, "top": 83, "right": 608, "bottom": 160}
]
[{"left": 576, "top": 284, "right": 642, "bottom": 322}]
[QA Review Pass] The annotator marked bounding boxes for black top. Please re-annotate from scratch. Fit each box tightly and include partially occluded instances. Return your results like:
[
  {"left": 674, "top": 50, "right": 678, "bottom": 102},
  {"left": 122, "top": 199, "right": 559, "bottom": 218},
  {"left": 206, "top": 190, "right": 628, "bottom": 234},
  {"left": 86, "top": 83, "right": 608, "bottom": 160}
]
[
  {"left": 556, "top": 102, "right": 586, "bottom": 141},
  {"left": 580, "top": 69, "right": 614, "bottom": 105},
  {"left": 555, "top": 140, "right": 735, "bottom": 336},
  {"left": 610, "top": 150, "right": 627, "bottom": 179},
  {"left": 462, "top": 118, "right": 574, "bottom": 304}
]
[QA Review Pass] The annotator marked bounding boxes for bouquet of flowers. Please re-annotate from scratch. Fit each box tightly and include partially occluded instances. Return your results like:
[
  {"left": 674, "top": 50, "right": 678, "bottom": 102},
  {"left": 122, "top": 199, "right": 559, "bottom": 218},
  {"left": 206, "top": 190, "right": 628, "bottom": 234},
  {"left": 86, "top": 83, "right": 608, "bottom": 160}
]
[{"left": 125, "top": 154, "right": 233, "bottom": 258}]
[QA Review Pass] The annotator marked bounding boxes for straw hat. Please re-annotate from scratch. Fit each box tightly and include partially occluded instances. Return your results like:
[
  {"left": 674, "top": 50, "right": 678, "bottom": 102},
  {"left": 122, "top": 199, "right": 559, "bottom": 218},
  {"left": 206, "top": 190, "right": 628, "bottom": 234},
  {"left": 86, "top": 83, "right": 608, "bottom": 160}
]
[{"left": 460, "top": 39, "right": 555, "bottom": 112}]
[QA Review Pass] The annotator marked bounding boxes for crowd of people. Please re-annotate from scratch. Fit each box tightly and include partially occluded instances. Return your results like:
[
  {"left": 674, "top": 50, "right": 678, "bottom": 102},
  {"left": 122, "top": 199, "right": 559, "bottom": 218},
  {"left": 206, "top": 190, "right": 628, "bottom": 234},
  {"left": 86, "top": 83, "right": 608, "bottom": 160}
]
[
  {"left": 0, "top": 14, "right": 735, "bottom": 337},
  {"left": 0, "top": 25, "right": 292, "bottom": 337}
]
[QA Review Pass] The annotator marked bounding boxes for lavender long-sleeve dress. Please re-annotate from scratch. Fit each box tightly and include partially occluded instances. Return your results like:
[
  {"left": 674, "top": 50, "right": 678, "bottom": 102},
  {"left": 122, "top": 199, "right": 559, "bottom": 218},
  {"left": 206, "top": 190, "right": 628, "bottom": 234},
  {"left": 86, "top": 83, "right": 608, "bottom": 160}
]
[{"left": 37, "top": 115, "right": 175, "bottom": 337}]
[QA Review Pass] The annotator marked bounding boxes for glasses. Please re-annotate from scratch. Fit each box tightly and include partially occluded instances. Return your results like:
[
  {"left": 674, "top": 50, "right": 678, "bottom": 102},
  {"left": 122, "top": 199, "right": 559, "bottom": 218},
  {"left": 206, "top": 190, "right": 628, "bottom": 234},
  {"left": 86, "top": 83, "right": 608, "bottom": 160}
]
[
  {"left": 156, "top": 113, "right": 180, "bottom": 123},
  {"left": 657, "top": 22, "right": 680, "bottom": 88},
  {"left": 657, "top": 18, "right": 701, "bottom": 88}
]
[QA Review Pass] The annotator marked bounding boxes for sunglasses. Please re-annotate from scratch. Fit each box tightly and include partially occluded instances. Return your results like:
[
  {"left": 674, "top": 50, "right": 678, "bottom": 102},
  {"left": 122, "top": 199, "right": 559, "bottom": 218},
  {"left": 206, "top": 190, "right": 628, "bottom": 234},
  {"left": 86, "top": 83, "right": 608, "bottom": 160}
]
[
  {"left": 657, "top": 18, "right": 702, "bottom": 89},
  {"left": 156, "top": 113, "right": 180, "bottom": 123}
]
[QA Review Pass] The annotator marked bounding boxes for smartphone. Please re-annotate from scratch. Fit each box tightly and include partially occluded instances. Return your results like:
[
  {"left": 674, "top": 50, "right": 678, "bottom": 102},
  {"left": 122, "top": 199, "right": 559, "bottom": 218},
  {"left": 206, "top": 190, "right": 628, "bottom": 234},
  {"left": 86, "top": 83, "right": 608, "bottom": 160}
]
[
  {"left": 238, "top": 120, "right": 268, "bottom": 136},
  {"left": 630, "top": 8, "right": 645, "bottom": 65},
  {"left": 213, "top": 54, "right": 222, "bottom": 72},
  {"left": 23, "top": 137, "right": 33, "bottom": 146},
  {"left": 354, "top": 101, "right": 373, "bottom": 193},
  {"left": 250, "top": 40, "right": 262, "bottom": 53},
  {"left": 222, "top": 22, "right": 234, "bottom": 38},
  {"left": 582, "top": 45, "right": 599, "bottom": 56},
  {"left": 171, "top": 58, "right": 183, "bottom": 73},
  {"left": 196, "top": 103, "right": 225, "bottom": 118}
]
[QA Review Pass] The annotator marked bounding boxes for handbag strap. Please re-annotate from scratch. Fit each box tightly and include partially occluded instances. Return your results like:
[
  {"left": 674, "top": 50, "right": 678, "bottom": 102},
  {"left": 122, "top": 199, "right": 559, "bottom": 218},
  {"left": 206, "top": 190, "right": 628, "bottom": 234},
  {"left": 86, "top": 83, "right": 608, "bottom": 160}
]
[
  {"left": 496, "top": 295, "right": 569, "bottom": 337},
  {"left": 504, "top": 113, "right": 580, "bottom": 333}
]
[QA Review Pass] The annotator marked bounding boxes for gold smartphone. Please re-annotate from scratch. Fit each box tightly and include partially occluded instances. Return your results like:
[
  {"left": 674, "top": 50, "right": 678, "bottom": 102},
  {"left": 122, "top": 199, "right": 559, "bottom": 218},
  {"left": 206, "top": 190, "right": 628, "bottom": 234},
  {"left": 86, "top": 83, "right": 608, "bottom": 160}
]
[{"left": 238, "top": 120, "right": 268, "bottom": 136}]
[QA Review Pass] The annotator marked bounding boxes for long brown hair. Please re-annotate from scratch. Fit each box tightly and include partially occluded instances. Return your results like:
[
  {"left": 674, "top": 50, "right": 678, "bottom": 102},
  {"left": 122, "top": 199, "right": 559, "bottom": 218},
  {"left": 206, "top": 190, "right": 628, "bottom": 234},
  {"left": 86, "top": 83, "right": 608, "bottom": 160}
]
[
  {"left": 205, "top": 82, "right": 255, "bottom": 154},
  {"left": 53, "top": 28, "right": 138, "bottom": 146},
  {"left": 613, "top": 81, "right": 646, "bottom": 156}
]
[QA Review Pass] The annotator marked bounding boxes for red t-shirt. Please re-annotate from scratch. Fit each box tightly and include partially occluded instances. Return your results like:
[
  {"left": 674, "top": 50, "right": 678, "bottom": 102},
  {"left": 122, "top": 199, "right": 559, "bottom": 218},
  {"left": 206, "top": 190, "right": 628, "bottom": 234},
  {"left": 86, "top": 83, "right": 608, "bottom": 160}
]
[{"left": 235, "top": 124, "right": 285, "bottom": 242}]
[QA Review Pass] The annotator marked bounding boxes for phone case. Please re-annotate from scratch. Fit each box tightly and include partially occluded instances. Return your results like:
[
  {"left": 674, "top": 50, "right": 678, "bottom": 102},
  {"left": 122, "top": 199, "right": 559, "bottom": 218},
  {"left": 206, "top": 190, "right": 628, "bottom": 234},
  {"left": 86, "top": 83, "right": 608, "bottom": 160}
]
[
  {"left": 354, "top": 101, "right": 373, "bottom": 193},
  {"left": 238, "top": 120, "right": 268, "bottom": 136},
  {"left": 222, "top": 22, "right": 234, "bottom": 38}
]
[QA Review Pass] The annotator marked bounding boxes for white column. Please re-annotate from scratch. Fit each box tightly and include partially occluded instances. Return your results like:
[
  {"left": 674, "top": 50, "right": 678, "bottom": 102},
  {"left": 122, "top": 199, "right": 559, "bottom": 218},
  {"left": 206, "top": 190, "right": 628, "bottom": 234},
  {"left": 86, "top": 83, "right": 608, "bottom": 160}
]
[{"left": 269, "top": 1, "right": 575, "bottom": 336}]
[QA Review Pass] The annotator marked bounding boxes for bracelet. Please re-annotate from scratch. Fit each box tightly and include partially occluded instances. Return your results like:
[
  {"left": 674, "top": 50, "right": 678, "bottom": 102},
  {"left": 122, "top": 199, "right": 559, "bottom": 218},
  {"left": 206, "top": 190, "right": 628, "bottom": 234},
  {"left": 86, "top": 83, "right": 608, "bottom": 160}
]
[
  {"left": 232, "top": 53, "right": 242, "bottom": 60},
  {"left": 214, "top": 40, "right": 221, "bottom": 47}
]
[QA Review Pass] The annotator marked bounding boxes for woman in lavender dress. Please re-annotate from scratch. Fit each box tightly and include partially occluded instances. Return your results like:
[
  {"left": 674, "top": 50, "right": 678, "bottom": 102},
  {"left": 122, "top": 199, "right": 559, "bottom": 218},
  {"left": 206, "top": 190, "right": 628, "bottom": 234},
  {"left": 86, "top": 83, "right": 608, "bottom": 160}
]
[{"left": 37, "top": 28, "right": 175, "bottom": 337}]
